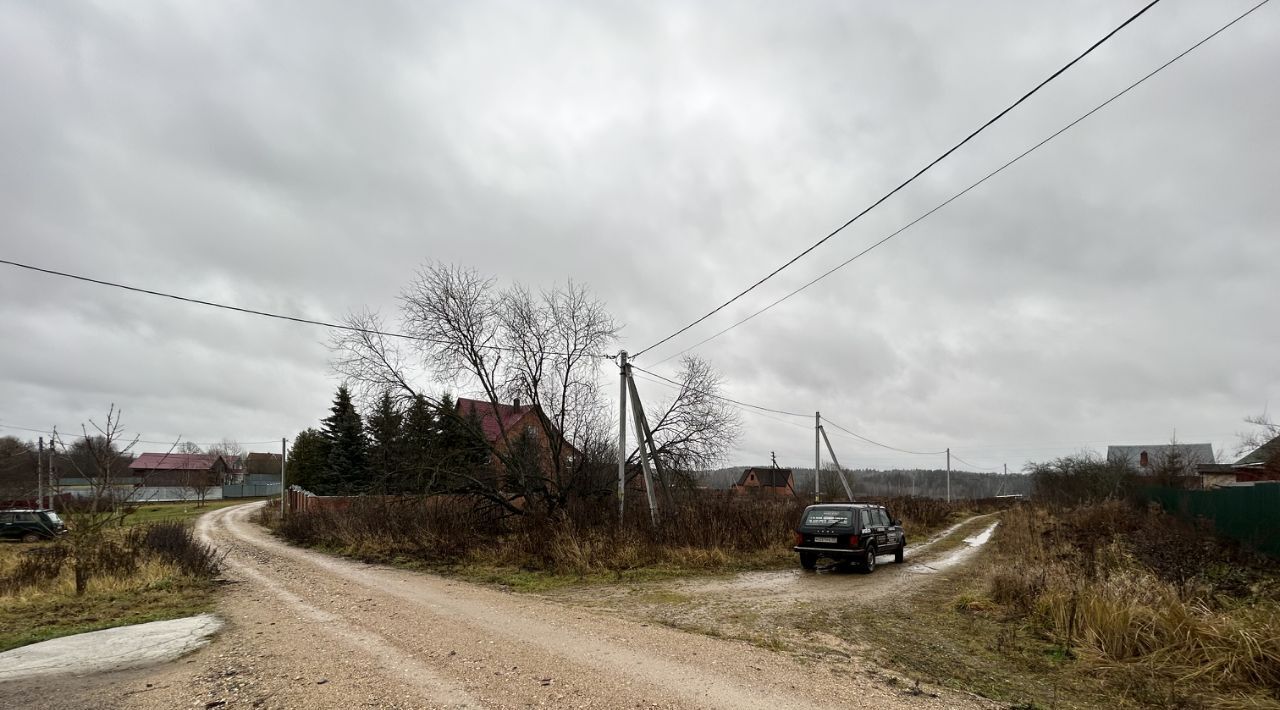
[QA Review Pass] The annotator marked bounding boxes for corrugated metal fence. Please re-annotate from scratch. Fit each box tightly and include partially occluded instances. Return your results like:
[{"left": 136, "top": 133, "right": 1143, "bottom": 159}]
[
  {"left": 1143, "top": 482, "right": 1280, "bottom": 556},
  {"left": 222, "top": 483, "right": 281, "bottom": 498}
]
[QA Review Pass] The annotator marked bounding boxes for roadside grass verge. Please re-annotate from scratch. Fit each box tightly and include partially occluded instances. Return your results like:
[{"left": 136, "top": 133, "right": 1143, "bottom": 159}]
[
  {"left": 0, "top": 521, "right": 223, "bottom": 652},
  {"left": 849, "top": 502, "right": 1280, "bottom": 709},
  {"left": 120, "top": 498, "right": 265, "bottom": 527}
]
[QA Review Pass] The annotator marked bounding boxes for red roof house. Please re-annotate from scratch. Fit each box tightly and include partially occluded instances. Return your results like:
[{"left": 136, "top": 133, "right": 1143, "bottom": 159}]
[
  {"left": 732, "top": 467, "right": 794, "bottom": 496},
  {"left": 455, "top": 398, "right": 576, "bottom": 472},
  {"left": 129, "top": 453, "right": 228, "bottom": 487}
]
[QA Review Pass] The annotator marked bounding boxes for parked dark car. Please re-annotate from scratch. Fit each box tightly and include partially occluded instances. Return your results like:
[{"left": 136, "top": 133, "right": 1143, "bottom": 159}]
[
  {"left": 792, "top": 503, "right": 906, "bottom": 572},
  {"left": 0, "top": 509, "right": 67, "bottom": 542}
]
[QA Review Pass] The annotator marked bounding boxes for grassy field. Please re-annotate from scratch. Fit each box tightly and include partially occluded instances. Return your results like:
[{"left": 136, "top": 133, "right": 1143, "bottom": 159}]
[
  {"left": 121, "top": 497, "right": 264, "bottom": 526},
  {"left": 848, "top": 504, "right": 1280, "bottom": 709},
  {"left": 0, "top": 549, "right": 214, "bottom": 652},
  {"left": 0, "top": 511, "right": 227, "bottom": 653}
]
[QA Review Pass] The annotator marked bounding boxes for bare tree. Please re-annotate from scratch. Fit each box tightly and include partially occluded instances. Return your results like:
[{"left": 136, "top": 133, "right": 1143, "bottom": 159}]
[
  {"left": 641, "top": 355, "right": 743, "bottom": 477},
  {"left": 181, "top": 468, "right": 220, "bottom": 508},
  {"left": 177, "top": 441, "right": 203, "bottom": 454},
  {"left": 49, "top": 405, "right": 141, "bottom": 595},
  {"left": 329, "top": 262, "right": 740, "bottom": 514},
  {"left": 1237, "top": 411, "right": 1280, "bottom": 456}
]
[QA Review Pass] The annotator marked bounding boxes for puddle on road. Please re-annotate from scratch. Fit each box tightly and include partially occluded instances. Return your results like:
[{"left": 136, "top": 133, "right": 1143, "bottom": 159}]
[{"left": 907, "top": 521, "right": 999, "bottom": 574}]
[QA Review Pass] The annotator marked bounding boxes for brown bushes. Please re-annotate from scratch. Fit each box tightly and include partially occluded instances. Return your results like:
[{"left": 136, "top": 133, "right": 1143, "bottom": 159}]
[
  {"left": 269, "top": 491, "right": 802, "bottom": 575},
  {"left": 1, "top": 522, "right": 221, "bottom": 595}
]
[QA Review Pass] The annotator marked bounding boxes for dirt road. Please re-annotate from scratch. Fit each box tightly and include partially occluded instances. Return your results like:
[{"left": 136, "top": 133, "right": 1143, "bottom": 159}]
[{"left": 1, "top": 503, "right": 998, "bottom": 709}]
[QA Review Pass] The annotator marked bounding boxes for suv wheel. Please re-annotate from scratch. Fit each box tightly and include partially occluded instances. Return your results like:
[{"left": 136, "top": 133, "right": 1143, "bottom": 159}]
[
  {"left": 863, "top": 545, "right": 877, "bottom": 574},
  {"left": 799, "top": 552, "right": 817, "bottom": 571},
  {"left": 895, "top": 539, "right": 906, "bottom": 563},
  {"left": 21, "top": 532, "right": 41, "bottom": 543}
]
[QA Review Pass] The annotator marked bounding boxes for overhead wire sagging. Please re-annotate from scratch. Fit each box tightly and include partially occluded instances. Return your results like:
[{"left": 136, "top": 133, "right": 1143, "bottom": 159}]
[{"left": 632, "top": 0, "right": 1165, "bottom": 360}]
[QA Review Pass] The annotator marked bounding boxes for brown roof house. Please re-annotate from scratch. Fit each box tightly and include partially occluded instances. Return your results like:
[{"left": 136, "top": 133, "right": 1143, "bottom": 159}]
[
  {"left": 732, "top": 467, "right": 794, "bottom": 496},
  {"left": 456, "top": 398, "right": 577, "bottom": 476},
  {"left": 1198, "top": 434, "right": 1280, "bottom": 488},
  {"left": 244, "top": 452, "right": 284, "bottom": 484},
  {"left": 129, "top": 453, "right": 228, "bottom": 487}
]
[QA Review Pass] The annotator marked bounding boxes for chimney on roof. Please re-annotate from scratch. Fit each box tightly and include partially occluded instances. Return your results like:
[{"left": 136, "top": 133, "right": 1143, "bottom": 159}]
[{"left": 513, "top": 397, "right": 522, "bottom": 412}]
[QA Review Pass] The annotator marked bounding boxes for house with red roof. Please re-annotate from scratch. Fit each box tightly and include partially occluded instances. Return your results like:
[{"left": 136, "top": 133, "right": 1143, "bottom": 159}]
[
  {"left": 129, "top": 453, "right": 229, "bottom": 487},
  {"left": 455, "top": 397, "right": 575, "bottom": 473}
]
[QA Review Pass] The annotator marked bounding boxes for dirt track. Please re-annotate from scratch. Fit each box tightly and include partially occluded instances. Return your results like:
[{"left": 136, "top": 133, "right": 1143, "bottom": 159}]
[{"left": 0, "top": 503, "right": 999, "bottom": 709}]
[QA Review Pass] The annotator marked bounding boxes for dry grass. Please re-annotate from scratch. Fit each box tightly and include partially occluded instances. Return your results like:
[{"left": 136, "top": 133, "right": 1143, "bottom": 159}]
[
  {"left": 0, "top": 522, "right": 222, "bottom": 652},
  {"left": 979, "top": 503, "right": 1280, "bottom": 708}
]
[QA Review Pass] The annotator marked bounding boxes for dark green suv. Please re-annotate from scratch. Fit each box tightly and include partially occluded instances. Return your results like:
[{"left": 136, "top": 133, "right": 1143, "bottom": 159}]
[
  {"left": 0, "top": 509, "right": 67, "bottom": 542},
  {"left": 792, "top": 503, "right": 906, "bottom": 572}
]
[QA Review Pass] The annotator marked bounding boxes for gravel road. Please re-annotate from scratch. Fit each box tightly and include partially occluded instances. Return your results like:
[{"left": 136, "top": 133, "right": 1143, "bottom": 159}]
[{"left": 0, "top": 502, "right": 998, "bottom": 709}]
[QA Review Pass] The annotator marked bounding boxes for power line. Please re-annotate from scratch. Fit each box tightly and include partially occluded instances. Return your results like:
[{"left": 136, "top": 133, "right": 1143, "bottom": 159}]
[
  {"left": 950, "top": 453, "right": 1003, "bottom": 472},
  {"left": 632, "top": 0, "right": 1164, "bottom": 360},
  {"left": 630, "top": 372, "right": 815, "bottom": 433},
  {"left": 0, "top": 423, "right": 278, "bottom": 447},
  {"left": 628, "top": 364, "right": 810, "bottom": 418},
  {"left": 0, "top": 259, "right": 611, "bottom": 359},
  {"left": 650, "top": 0, "right": 1273, "bottom": 366},
  {"left": 821, "top": 417, "right": 947, "bottom": 456}
]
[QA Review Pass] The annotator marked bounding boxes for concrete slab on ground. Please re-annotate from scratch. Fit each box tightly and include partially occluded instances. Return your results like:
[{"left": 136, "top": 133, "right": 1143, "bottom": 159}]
[{"left": 0, "top": 614, "right": 222, "bottom": 682}]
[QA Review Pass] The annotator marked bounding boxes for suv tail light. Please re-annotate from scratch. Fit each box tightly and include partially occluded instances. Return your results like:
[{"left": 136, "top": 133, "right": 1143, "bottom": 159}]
[
  {"left": 847, "top": 536, "right": 860, "bottom": 549},
  {"left": 793, "top": 532, "right": 804, "bottom": 545}
]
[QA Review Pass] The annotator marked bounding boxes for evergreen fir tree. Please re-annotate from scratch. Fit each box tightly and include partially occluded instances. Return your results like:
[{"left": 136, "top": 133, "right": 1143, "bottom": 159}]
[
  {"left": 286, "top": 428, "right": 329, "bottom": 492},
  {"left": 319, "top": 384, "right": 369, "bottom": 494},
  {"left": 435, "top": 394, "right": 490, "bottom": 486},
  {"left": 366, "top": 391, "right": 405, "bottom": 493},
  {"left": 401, "top": 394, "right": 438, "bottom": 492}
]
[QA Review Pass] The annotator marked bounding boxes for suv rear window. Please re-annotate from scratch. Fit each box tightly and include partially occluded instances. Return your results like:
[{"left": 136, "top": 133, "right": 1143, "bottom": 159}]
[{"left": 803, "top": 509, "right": 855, "bottom": 528}]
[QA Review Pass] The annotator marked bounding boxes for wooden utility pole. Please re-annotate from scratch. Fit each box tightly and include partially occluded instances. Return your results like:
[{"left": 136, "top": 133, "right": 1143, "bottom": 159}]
[
  {"left": 617, "top": 351, "right": 628, "bottom": 522},
  {"left": 814, "top": 411, "right": 821, "bottom": 503},
  {"left": 946, "top": 448, "right": 951, "bottom": 503}
]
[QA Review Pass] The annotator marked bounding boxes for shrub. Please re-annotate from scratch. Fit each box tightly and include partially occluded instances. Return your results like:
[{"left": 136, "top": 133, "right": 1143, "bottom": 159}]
[{"left": 127, "top": 521, "right": 222, "bottom": 578}]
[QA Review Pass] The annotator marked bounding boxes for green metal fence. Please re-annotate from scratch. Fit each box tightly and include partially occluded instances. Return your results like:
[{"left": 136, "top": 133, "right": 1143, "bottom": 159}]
[{"left": 1143, "top": 483, "right": 1280, "bottom": 557}]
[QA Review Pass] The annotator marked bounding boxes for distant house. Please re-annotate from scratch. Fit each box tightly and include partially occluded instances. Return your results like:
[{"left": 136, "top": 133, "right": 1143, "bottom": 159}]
[
  {"left": 732, "top": 467, "right": 794, "bottom": 496},
  {"left": 129, "top": 453, "right": 228, "bottom": 487},
  {"left": 1198, "top": 434, "right": 1280, "bottom": 488},
  {"left": 1106, "top": 444, "right": 1214, "bottom": 471},
  {"left": 456, "top": 397, "right": 575, "bottom": 473},
  {"left": 244, "top": 452, "right": 283, "bottom": 484}
]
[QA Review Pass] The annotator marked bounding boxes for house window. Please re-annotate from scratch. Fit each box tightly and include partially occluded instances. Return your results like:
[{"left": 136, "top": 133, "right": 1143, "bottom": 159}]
[{"left": 1139, "top": 451, "right": 1149, "bottom": 467}]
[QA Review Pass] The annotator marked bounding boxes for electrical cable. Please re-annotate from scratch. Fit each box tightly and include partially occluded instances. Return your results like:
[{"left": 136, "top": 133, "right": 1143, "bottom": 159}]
[
  {"left": 820, "top": 417, "right": 947, "bottom": 456},
  {"left": 629, "top": 371, "right": 814, "bottom": 432},
  {"left": 632, "top": 0, "right": 1164, "bottom": 359},
  {"left": 0, "top": 259, "right": 612, "bottom": 359},
  {"left": 627, "top": 364, "right": 810, "bottom": 418},
  {"left": 949, "top": 453, "right": 1003, "bottom": 471},
  {"left": 0, "top": 423, "right": 279, "bottom": 447},
  {"left": 648, "top": 0, "right": 1273, "bottom": 366}
]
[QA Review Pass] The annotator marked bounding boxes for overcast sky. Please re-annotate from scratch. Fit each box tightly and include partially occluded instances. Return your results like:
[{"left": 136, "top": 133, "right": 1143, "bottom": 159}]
[{"left": 1, "top": 0, "right": 1276, "bottom": 472}]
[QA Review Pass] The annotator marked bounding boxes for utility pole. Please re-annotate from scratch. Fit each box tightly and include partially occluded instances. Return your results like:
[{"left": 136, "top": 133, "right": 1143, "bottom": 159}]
[
  {"left": 1003, "top": 463, "right": 1007, "bottom": 475},
  {"left": 946, "top": 448, "right": 951, "bottom": 503},
  {"left": 818, "top": 426, "right": 855, "bottom": 500},
  {"left": 37, "top": 436, "right": 44, "bottom": 509},
  {"left": 617, "top": 351, "right": 628, "bottom": 522},
  {"left": 280, "top": 437, "right": 287, "bottom": 516},
  {"left": 814, "top": 411, "right": 821, "bottom": 503},
  {"left": 624, "top": 367, "right": 660, "bottom": 526}
]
